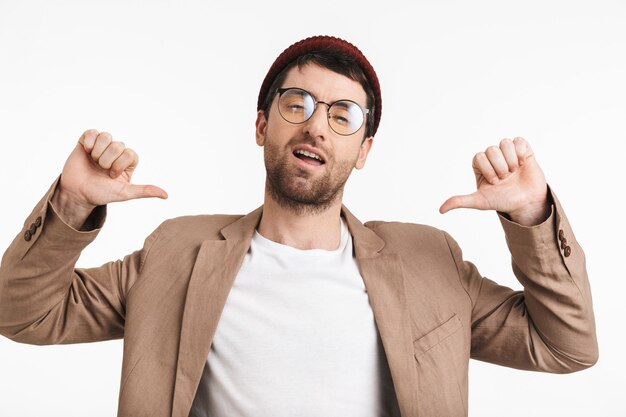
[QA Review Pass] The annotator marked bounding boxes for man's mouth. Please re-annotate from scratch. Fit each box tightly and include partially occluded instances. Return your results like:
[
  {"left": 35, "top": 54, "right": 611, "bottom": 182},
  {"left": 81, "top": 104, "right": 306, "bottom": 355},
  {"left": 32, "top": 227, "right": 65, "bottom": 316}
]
[{"left": 293, "top": 149, "right": 325, "bottom": 167}]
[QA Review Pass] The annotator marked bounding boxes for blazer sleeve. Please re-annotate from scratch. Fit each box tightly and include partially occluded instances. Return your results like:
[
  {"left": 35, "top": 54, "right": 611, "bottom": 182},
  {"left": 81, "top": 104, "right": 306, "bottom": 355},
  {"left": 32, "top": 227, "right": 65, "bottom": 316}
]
[
  {"left": 0, "top": 176, "right": 165, "bottom": 345},
  {"left": 443, "top": 186, "right": 598, "bottom": 373}
]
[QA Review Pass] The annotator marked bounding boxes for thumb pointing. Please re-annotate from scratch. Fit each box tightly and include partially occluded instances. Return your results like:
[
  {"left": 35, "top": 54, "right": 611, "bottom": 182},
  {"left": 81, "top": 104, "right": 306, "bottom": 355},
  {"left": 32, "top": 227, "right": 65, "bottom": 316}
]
[
  {"left": 439, "top": 192, "right": 485, "bottom": 214},
  {"left": 119, "top": 183, "right": 168, "bottom": 202}
]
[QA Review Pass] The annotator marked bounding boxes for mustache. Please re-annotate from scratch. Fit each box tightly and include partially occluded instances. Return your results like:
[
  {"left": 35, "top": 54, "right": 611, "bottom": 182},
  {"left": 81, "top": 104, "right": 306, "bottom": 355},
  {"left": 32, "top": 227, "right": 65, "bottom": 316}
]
[{"left": 287, "top": 135, "right": 328, "bottom": 155}]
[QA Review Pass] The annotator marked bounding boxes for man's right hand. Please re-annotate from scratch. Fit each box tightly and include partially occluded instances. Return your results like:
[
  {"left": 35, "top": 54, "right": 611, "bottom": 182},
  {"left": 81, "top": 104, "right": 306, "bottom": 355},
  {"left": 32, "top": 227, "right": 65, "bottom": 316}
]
[{"left": 51, "top": 129, "right": 168, "bottom": 229}]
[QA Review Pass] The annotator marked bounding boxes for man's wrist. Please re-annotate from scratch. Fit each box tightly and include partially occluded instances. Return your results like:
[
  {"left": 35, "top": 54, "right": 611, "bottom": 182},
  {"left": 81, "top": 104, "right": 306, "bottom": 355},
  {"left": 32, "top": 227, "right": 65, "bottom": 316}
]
[
  {"left": 506, "top": 185, "right": 554, "bottom": 226},
  {"left": 506, "top": 202, "right": 552, "bottom": 226},
  {"left": 50, "top": 188, "right": 97, "bottom": 231}
]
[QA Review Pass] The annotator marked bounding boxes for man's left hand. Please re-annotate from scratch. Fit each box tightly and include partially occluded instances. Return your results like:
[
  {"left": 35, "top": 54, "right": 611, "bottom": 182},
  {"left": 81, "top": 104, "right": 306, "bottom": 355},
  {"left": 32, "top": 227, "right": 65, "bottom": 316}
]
[{"left": 439, "top": 137, "right": 550, "bottom": 226}]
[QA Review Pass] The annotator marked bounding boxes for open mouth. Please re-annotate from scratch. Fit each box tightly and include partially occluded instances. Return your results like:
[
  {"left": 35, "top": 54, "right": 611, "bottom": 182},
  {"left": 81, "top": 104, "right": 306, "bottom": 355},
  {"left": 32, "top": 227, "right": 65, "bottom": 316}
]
[{"left": 292, "top": 149, "right": 326, "bottom": 167}]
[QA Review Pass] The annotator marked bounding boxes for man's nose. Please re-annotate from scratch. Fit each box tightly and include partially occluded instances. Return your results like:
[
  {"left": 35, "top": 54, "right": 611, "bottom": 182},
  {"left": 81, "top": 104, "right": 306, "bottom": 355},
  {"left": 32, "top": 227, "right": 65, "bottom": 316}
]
[{"left": 303, "top": 104, "right": 330, "bottom": 139}]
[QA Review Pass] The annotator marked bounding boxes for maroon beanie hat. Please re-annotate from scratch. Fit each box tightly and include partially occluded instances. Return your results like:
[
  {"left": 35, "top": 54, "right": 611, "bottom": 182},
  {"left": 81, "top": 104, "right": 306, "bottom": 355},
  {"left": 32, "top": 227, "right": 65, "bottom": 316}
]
[{"left": 257, "top": 35, "right": 382, "bottom": 136}]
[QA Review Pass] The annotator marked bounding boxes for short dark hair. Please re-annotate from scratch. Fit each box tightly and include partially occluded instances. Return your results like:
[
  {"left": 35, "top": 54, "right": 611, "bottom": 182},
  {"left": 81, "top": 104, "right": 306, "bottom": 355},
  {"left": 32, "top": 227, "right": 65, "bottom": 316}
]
[{"left": 261, "top": 47, "right": 376, "bottom": 140}]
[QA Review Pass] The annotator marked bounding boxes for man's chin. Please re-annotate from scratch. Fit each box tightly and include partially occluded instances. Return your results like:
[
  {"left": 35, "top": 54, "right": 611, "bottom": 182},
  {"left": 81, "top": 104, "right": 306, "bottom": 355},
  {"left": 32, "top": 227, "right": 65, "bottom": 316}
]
[
  {"left": 267, "top": 181, "right": 341, "bottom": 214},
  {"left": 279, "top": 188, "right": 327, "bottom": 206}
]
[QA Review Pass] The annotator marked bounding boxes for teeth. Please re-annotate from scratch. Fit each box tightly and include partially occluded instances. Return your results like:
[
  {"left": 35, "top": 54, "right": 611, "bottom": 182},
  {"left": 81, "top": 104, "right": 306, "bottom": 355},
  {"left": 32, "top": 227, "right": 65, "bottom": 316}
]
[{"left": 295, "top": 149, "right": 323, "bottom": 162}]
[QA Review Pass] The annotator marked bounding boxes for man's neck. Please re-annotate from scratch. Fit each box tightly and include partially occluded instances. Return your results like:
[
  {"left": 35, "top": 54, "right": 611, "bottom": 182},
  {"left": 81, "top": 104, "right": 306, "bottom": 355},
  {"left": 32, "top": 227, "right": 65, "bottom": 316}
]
[{"left": 257, "top": 194, "right": 343, "bottom": 251}]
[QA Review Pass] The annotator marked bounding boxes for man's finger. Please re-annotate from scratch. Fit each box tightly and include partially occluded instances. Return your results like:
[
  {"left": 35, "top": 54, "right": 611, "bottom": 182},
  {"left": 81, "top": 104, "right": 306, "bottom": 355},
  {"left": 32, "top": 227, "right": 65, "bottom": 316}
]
[
  {"left": 118, "top": 183, "right": 168, "bottom": 202},
  {"left": 78, "top": 129, "right": 99, "bottom": 152},
  {"left": 439, "top": 192, "right": 488, "bottom": 214},
  {"left": 98, "top": 141, "right": 126, "bottom": 171},
  {"left": 91, "top": 132, "right": 113, "bottom": 162},
  {"left": 472, "top": 152, "right": 500, "bottom": 185},
  {"left": 513, "top": 137, "right": 533, "bottom": 165},
  {"left": 110, "top": 148, "right": 139, "bottom": 178},
  {"left": 485, "top": 145, "right": 510, "bottom": 179},
  {"left": 499, "top": 138, "right": 519, "bottom": 172}
]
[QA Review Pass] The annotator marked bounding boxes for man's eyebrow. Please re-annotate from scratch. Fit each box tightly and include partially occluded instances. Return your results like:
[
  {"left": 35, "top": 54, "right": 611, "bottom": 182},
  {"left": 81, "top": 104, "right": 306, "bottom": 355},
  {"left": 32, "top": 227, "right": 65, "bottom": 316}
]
[
  {"left": 283, "top": 87, "right": 306, "bottom": 94},
  {"left": 332, "top": 101, "right": 351, "bottom": 108},
  {"left": 285, "top": 87, "right": 361, "bottom": 106}
]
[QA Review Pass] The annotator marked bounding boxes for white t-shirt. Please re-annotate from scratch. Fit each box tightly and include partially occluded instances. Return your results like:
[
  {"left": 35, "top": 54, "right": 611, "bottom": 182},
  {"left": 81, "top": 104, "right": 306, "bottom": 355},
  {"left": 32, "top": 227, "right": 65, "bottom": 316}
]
[{"left": 189, "top": 216, "right": 401, "bottom": 417}]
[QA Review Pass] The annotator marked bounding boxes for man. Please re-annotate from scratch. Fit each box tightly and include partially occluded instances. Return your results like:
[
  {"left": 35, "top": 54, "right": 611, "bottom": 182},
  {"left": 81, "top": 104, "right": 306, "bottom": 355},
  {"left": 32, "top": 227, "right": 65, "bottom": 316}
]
[{"left": 0, "top": 35, "right": 597, "bottom": 417}]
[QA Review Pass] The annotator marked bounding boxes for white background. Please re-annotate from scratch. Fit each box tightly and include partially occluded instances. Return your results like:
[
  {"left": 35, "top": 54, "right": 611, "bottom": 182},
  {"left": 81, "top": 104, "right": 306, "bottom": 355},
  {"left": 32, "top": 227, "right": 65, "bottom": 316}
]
[{"left": 1, "top": 1, "right": 624, "bottom": 416}]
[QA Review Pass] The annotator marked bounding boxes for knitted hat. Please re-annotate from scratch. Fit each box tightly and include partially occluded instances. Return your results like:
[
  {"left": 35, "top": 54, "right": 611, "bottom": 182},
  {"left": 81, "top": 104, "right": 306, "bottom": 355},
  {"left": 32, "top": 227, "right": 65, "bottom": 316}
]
[{"left": 257, "top": 35, "right": 382, "bottom": 136}]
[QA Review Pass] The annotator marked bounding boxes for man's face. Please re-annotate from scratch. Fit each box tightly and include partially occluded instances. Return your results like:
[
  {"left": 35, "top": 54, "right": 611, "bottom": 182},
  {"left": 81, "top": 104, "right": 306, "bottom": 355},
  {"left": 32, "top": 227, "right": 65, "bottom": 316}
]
[{"left": 255, "top": 63, "right": 374, "bottom": 215}]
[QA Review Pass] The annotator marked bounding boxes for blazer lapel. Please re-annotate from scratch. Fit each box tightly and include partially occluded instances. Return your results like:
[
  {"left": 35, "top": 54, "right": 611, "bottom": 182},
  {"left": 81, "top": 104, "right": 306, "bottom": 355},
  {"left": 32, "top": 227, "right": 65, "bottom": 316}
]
[
  {"left": 342, "top": 206, "right": 419, "bottom": 417},
  {"left": 171, "top": 206, "right": 263, "bottom": 417}
]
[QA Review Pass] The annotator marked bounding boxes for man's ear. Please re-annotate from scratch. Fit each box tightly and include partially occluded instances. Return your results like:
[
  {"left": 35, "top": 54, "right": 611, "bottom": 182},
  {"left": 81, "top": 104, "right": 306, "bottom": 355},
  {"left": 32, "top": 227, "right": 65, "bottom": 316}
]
[
  {"left": 355, "top": 137, "right": 374, "bottom": 170},
  {"left": 256, "top": 110, "right": 267, "bottom": 146}
]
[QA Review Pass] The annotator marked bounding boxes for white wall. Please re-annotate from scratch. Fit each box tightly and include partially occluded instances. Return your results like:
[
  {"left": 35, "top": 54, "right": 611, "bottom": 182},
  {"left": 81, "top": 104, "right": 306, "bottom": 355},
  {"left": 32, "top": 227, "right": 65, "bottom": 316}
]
[{"left": 0, "top": 0, "right": 624, "bottom": 415}]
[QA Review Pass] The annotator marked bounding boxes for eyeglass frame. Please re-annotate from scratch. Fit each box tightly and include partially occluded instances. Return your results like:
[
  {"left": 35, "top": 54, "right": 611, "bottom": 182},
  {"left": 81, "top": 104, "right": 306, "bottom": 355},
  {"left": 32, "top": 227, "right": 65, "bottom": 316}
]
[{"left": 274, "top": 87, "right": 370, "bottom": 137}]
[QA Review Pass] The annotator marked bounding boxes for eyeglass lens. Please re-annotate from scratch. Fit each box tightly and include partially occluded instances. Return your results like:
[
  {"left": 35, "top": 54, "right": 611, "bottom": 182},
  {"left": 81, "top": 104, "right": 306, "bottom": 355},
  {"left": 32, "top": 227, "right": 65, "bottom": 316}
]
[{"left": 278, "top": 88, "right": 365, "bottom": 136}]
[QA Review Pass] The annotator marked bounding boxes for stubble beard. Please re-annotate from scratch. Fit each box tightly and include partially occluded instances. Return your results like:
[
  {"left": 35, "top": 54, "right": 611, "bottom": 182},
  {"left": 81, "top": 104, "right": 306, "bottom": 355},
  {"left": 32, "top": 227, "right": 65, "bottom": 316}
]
[{"left": 264, "top": 136, "right": 355, "bottom": 216}]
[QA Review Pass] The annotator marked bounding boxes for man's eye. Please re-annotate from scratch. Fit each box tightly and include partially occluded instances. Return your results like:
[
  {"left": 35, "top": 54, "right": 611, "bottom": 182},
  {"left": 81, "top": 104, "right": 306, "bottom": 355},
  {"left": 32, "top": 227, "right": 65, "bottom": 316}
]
[
  {"left": 331, "top": 114, "right": 350, "bottom": 125},
  {"left": 331, "top": 111, "right": 350, "bottom": 126}
]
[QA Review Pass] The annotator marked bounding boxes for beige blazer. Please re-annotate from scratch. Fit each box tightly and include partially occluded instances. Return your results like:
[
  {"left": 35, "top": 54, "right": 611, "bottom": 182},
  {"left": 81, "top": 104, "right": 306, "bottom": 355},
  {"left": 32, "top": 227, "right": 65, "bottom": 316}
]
[{"left": 0, "top": 178, "right": 598, "bottom": 417}]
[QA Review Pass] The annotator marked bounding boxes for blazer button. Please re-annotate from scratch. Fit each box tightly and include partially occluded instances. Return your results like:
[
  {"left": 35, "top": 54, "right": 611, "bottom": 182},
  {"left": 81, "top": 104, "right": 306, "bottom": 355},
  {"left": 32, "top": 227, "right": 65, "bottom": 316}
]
[
  {"left": 564, "top": 246, "right": 572, "bottom": 257},
  {"left": 34, "top": 216, "right": 42, "bottom": 228},
  {"left": 29, "top": 224, "right": 37, "bottom": 235},
  {"left": 24, "top": 230, "right": 32, "bottom": 241},
  {"left": 558, "top": 229, "right": 565, "bottom": 241},
  {"left": 560, "top": 238, "right": 568, "bottom": 250}
]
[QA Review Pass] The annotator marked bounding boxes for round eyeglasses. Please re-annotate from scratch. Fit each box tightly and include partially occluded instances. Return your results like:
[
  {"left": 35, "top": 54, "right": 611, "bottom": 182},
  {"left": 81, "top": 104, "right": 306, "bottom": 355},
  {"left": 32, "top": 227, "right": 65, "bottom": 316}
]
[{"left": 276, "top": 87, "right": 370, "bottom": 136}]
